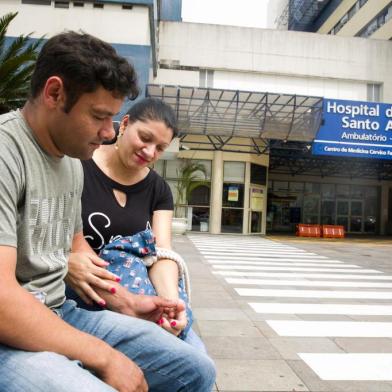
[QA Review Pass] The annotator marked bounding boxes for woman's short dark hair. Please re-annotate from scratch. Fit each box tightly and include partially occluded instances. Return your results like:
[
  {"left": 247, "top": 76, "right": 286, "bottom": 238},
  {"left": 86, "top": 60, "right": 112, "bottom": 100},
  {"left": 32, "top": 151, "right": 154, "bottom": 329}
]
[
  {"left": 30, "top": 31, "right": 139, "bottom": 112},
  {"left": 126, "top": 98, "right": 179, "bottom": 138}
]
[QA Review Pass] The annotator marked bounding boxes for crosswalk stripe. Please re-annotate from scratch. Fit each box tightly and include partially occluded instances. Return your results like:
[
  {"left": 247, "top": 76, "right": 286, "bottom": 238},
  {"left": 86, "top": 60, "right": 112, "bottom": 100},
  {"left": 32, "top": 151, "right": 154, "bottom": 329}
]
[
  {"left": 266, "top": 320, "right": 392, "bottom": 337},
  {"left": 236, "top": 288, "right": 392, "bottom": 299},
  {"left": 225, "top": 278, "right": 392, "bottom": 288},
  {"left": 212, "top": 265, "right": 379, "bottom": 273},
  {"left": 298, "top": 353, "right": 392, "bottom": 381},
  {"left": 205, "top": 260, "right": 355, "bottom": 267},
  {"left": 249, "top": 302, "right": 392, "bottom": 315},
  {"left": 200, "top": 250, "right": 324, "bottom": 257},
  {"left": 196, "top": 247, "right": 309, "bottom": 252},
  {"left": 205, "top": 256, "right": 343, "bottom": 262},
  {"left": 213, "top": 271, "right": 392, "bottom": 280}
]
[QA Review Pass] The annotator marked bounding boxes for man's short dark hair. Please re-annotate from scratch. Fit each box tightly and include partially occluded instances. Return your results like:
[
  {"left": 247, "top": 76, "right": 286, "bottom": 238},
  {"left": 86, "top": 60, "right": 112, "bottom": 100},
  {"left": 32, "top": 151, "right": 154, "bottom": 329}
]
[{"left": 30, "top": 31, "right": 139, "bottom": 112}]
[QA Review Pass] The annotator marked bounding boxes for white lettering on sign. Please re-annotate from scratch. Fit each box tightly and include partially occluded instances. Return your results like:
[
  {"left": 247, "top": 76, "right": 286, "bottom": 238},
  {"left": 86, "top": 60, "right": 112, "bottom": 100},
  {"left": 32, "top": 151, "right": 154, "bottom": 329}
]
[{"left": 327, "top": 101, "right": 379, "bottom": 118}]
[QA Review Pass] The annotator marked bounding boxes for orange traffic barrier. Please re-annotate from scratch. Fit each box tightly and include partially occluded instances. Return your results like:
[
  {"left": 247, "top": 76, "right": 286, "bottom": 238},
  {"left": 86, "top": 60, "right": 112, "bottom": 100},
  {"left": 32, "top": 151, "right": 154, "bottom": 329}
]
[
  {"left": 296, "top": 224, "right": 321, "bottom": 237},
  {"left": 321, "top": 225, "right": 345, "bottom": 238}
]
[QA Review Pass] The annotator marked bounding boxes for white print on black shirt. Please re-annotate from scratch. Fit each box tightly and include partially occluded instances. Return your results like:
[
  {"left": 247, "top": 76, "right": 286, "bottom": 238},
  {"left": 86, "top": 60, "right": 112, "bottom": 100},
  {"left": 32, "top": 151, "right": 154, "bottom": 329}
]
[{"left": 85, "top": 212, "right": 121, "bottom": 250}]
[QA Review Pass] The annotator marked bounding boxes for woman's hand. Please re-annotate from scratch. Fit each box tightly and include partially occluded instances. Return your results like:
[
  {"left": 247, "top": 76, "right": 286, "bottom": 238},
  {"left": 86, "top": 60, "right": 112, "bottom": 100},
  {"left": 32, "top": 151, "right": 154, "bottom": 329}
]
[
  {"left": 158, "top": 299, "right": 188, "bottom": 337},
  {"left": 66, "top": 252, "right": 120, "bottom": 305}
]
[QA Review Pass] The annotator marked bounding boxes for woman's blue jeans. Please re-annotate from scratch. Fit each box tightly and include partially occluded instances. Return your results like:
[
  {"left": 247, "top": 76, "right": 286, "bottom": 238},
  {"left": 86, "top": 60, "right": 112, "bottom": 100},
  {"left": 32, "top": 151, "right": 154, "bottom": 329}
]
[{"left": 0, "top": 300, "right": 216, "bottom": 392}]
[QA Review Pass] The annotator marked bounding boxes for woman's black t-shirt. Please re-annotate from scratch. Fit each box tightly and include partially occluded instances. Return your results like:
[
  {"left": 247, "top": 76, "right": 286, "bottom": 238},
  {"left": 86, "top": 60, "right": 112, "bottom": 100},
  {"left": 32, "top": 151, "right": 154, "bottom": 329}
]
[{"left": 81, "top": 159, "right": 173, "bottom": 252}]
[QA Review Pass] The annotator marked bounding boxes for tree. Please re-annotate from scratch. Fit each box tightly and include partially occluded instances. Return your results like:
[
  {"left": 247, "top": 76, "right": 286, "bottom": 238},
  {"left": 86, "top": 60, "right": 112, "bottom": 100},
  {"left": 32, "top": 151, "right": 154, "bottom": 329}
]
[
  {"left": 174, "top": 160, "right": 209, "bottom": 218},
  {"left": 0, "top": 12, "right": 42, "bottom": 114}
]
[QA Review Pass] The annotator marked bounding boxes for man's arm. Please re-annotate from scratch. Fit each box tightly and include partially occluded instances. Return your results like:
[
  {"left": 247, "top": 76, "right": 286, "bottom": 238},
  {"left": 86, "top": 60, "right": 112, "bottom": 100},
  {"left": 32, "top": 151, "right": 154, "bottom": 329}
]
[
  {"left": 0, "top": 245, "right": 147, "bottom": 391},
  {"left": 69, "top": 232, "right": 180, "bottom": 320},
  {"left": 66, "top": 232, "right": 120, "bottom": 305}
]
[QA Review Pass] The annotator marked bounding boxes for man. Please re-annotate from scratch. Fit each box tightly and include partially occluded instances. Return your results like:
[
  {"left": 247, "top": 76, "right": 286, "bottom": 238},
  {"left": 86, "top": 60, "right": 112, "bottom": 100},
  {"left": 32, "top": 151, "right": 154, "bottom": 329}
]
[{"left": 0, "top": 31, "right": 215, "bottom": 392}]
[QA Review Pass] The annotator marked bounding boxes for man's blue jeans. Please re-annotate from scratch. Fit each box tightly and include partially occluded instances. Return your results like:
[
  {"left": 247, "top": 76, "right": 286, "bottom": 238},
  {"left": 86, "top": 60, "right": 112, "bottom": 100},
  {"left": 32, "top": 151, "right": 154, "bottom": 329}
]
[{"left": 0, "top": 300, "right": 216, "bottom": 392}]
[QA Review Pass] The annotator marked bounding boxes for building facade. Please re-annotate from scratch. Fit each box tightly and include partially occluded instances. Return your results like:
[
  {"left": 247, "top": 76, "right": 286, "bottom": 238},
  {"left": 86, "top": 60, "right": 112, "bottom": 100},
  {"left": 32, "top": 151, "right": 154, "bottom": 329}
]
[
  {"left": 2, "top": 0, "right": 392, "bottom": 236},
  {"left": 274, "top": 0, "right": 392, "bottom": 40}
]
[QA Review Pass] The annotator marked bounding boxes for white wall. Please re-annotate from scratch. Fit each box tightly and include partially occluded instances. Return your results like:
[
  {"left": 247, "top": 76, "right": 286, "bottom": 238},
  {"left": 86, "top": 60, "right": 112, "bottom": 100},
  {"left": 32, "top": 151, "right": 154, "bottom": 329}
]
[
  {"left": 1, "top": 0, "right": 150, "bottom": 45},
  {"left": 158, "top": 22, "right": 392, "bottom": 102},
  {"left": 154, "top": 63, "right": 368, "bottom": 102},
  {"left": 153, "top": 68, "right": 199, "bottom": 86},
  {"left": 213, "top": 71, "right": 367, "bottom": 101}
]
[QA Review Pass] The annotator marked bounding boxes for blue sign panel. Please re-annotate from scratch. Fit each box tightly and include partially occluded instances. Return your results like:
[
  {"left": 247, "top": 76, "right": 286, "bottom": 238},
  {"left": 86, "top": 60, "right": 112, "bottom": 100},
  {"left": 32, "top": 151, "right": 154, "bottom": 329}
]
[{"left": 312, "top": 99, "right": 392, "bottom": 160}]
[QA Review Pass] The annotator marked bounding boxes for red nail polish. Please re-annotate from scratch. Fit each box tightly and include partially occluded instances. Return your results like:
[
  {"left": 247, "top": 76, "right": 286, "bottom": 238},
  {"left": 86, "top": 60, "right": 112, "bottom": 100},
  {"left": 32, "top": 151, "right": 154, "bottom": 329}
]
[
  {"left": 170, "top": 321, "right": 177, "bottom": 327},
  {"left": 98, "top": 300, "right": 106, "bottom": 307},
  {"left": 158, "top": 318, "right": 164, "bottom": 325},
  {"left": 110, "top": 287, "right": 116, "bottom": 294},
  {"left": 115, "top": 277, "right": 121, "bottom": 282}
]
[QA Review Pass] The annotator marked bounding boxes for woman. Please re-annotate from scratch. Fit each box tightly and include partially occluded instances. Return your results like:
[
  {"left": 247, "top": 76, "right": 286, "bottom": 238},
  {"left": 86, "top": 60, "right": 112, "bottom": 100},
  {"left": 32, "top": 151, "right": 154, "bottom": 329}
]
[{"left": 67, "top": 98, "right": 203, "bottom": 348}]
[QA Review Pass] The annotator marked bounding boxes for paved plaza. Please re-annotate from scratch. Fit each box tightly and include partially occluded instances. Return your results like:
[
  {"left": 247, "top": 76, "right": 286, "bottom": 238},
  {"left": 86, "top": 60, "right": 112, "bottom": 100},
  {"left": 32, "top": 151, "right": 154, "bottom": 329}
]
[{"left": 173, "top": 233, "right": 392, "bottom": 392}]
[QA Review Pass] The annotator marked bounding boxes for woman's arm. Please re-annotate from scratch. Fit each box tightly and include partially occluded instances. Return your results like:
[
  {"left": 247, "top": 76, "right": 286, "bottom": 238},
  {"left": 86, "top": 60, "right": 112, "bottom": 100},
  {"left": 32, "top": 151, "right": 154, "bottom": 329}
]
[
  {"left": 149, "top": 210, "right": 187, "bottom": 335},
  {"left": 148, "top": 210, "right": 179, "bottom": 300}
]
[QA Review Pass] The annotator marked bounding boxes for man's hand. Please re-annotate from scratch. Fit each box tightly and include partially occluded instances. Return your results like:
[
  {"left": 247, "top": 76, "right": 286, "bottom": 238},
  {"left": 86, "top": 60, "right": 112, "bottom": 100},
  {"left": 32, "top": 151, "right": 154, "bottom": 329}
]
[
  {"left": 66, "top": 252, "right": 120, "bottom": 305},
  {"left": 96, "top": 350, "right": 148, "bottom": 392},
  {"left": 118, "top": 292, "right": 181, "bottom": 323}
]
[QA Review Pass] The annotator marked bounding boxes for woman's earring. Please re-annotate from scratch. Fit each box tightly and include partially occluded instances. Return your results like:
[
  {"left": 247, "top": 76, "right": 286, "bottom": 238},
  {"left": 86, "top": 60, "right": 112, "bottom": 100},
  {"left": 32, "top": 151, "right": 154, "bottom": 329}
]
[{"left": 115, "top": 132, "right": 123, "bottom": 150}]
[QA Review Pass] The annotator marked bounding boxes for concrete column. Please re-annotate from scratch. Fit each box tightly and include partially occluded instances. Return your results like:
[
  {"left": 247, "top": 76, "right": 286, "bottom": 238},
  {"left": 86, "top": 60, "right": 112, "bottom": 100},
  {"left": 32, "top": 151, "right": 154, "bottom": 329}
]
[
  {"left": 243, "top": 162, "right": 250, "bottom": 234},
  {"left": 380, "top": 182, "right": 390, "bottom": 235},
  {"left": 210, "top": 151, "right": 223, "bottom": 234},
  {"left": 262, "top": 185, "right": 267, "bottom": 236}
]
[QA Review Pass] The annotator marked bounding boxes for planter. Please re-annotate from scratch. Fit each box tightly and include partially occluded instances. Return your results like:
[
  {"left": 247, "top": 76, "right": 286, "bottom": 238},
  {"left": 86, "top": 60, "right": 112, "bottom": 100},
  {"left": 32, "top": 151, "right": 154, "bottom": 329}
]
[{"left": 172, "top": 217, "right": 188, "bottom": 235}]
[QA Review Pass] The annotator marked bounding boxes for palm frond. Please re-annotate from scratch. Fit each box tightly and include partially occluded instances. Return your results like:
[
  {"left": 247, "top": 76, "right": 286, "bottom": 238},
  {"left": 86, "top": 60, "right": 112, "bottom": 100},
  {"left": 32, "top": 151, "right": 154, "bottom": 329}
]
[
  {"left": 0, "top": 13, "right": 17, "bottom": 39},
  {"left": 0, "top": 12, "right": 43, "bottom": 113},
  {"left": 175, "top": 160, "right": 208, "bottom": 206}
]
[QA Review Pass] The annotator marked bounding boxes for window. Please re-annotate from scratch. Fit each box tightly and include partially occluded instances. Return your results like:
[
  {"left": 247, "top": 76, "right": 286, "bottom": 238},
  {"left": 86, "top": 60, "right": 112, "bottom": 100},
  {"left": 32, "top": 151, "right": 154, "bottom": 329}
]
[
  {"left": 22, "top": 0, "right": 51, "bottom": 4},
  {"left": 336, "top": 184, "right": 350, "bottom": 198},
  {"left": 357, "top": 3, "right": 392, "bottom": 38},
  {"left": 222, "top": 183, "right": 244, "bottom": 208},
  {"left": 321, "top": 183, "right": 335, "bottom": 199},
  {"left": 165, "top": 160, "right": 182, "bottom": 179},
  {"left": 191, "top": 160, "right": 211, "bottom": 180},
  {"left": 274, "top": 181, "right": 289, "bottom": 191},
  {"left": 367, "top": 84, "right": 381, "bottom": 102},
  {"left": 189, "top": 185, "right": 210, "bottom": 206},
  {"left": 54, "top": 1, "right": 69, "bottom": 8},
  {"left": 199, "top": 70, "right": 214, "bottom": 88},
  {"left": 153, "top": 160, "right": 164, "bottom": 176},
  {"left": 73, "top": 1, "right": 84, "bottom": 6},
  {"left": 250, "top": 163, "right": 267, "bottom": 185},
  {"left": 289, "top": 182, "right": 304, "bottom": 192},
  {"left": 221, "top": 209, "right": 243, "bottom": 233},
  {"left": 329, "top": 0, "right": 368, "bottom": 35},
  {"left": 93, "top": 3, "right": 104, "bottom": 8},
  {"left": 223, "top": 162, "right": 245, "bottom": 183}
]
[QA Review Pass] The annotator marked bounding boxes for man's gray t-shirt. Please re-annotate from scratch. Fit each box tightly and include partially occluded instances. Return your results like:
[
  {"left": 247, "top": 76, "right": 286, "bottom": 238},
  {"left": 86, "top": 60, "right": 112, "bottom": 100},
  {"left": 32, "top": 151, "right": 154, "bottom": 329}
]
[{"left": 0, "top": 110, "right": 83, "bottom": 308}]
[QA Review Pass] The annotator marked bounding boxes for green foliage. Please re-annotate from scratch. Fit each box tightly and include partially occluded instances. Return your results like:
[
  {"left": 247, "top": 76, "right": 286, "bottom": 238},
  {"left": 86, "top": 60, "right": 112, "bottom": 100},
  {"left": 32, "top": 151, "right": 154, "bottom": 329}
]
[
  {"left": 175, "top": 160, "right": 209, "bottom": 217},
  {"left": 0, "top": 12, "right": 43, "bottom": 114}
]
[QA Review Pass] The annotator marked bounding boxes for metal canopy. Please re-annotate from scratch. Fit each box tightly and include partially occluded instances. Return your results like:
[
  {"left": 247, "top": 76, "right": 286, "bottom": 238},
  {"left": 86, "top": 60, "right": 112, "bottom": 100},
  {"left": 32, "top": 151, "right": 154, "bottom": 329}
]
[
  {"left": 146, "top": 84, "right": 323, "bottom": 143},
  {"left": 146, "top": 84, "right": 390, "bottom": 180}
]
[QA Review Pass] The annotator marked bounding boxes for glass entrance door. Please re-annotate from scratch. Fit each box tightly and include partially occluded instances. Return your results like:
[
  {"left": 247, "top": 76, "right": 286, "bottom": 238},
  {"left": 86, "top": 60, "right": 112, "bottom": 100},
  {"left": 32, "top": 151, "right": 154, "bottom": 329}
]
[
  {"left": 336, "top": 200, "right": 349, "bottom": 231},
  {"left": 350, "top": 200, "right": 363, "bottom": 232},
  {"left": 336, "top": 199, "right": 364, "bottom": 233},
  {"left": 249, "top": 187, "right": 264, "bottom": 233}
]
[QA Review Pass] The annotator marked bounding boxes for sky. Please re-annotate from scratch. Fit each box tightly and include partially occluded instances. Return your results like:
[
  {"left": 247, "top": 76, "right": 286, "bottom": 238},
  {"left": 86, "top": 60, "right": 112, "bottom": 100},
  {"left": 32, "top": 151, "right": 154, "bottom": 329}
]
[{"left": 181, "top": 0, "right": 270, "bottom": 29}]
